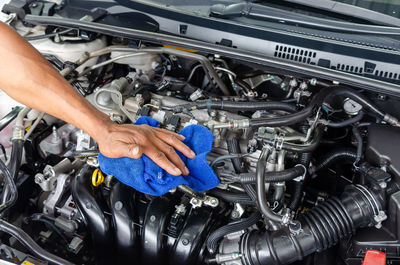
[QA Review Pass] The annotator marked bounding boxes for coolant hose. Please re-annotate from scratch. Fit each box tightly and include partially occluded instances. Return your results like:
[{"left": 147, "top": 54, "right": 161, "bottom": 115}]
[
  {"left": 72, "top": 165, "right": 112, "bottom": 265},
  {"left": 226, "top": 138, "right": 257, "bottom": 202},
  {"left": 256, "top": 148, "right": 284, "bottom": 223},
  {"left": 249, "top": 86, "right": 390, "bottom": 127},
  {"left": 310, "top": 148, "right": 357, "bottom": 175},
  {"left": 289, "top": 124, "right": 311, "bottom": 211},
  {"left": 288, "top": 181, "right": 304, "bottom": 212},
  {"left": 239, "top": 166, "right": 306, "bottom": 184},
  {"left": 326, "top": 111, "right": 364, "bottom": 128},
  {"left": 0, "top": 219, "right": 73, "bottom": 265},
  {"left": 206, "top": 211, "right": 261, "bottom": 253},
  {"left": 209, "top": 189, "right": 254, "bottom": 205},
  {"left": 260, "top": 125, "right": 324, "bottom": 152},
  {"left": 193, "top": 100, "right": 297, "bottom": 113},
  {"left": 241, "top": 185, "right": 385, "bottom": 265}
]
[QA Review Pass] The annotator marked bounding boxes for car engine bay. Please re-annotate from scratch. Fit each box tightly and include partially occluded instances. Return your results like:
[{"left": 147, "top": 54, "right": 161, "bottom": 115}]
[{"left": 0, "top": 21, "right": 400, "bottom": 265}]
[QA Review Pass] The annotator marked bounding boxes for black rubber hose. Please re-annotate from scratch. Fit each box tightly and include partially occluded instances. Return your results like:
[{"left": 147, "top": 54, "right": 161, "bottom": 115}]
[
  {"left": 226, "top": 138, "right": 258, "bottom": 203},
  {"left": 242, "top": 185, "right": 382, "bottom": 265},
  {"left": 194, "top": 100, "right": 298, "bottom": 113},
  {"left": 289, "top": 124, "right": 311, "bottom": 211},
  {"left": 209, "top": 189, "right": 254, "bottom": 205},
  {"left": 0, "top": 219, "right": 73, "bottom": 265},
  {"left": 206, "top": 211, "right": 261, "bottom": 253},
  {"left": 239, "top": 166, "right": 306, "bottom": 184},
  {"left": 352, "top": 126, "right": 363, "bottom": 166},
  {"left": 260, "top": 125, "right": 324, "bottom": 153},
  {"left": 249, "top": 86, "right": 387, "bottom": 127},
  {"left": 0, "top": 158, "right": 17, "bottom": 215},
  {"left": 0, "top": 107, "right": 22, "bottom": 133},
  {"left": 310, "top": 148, "right": 357, "bottom": 175},
  {"left": 256, "top": 148, "right": 283, "bottom": 223},
  {"left": 289, "top": 181, "right": 304, "bottom": 211},
  {"left": 173, "top": 100, "right": 297, "bottom": 113},
  {"left": 326, "top": 111, "right": 364, "bottom": 128},
  {"left": 71, "top": 165, "right": 112, "bottom": 265},
  {"left": 227, "top": 138, "right": 247, "bottom": 174},
  {"left": 1, "top": 139, "right": 24, "bottom": 205}
]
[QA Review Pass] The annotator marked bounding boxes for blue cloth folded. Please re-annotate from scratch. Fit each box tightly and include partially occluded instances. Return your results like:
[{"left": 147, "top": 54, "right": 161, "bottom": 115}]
[{"left": 98, "top": 116, "right": 219, "bottom": 196}]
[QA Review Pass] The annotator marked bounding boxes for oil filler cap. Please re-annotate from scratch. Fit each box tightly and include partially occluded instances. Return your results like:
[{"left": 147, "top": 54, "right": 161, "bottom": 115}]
[{"left": 362, "top": 249, "right": 386, "bottom": 265}]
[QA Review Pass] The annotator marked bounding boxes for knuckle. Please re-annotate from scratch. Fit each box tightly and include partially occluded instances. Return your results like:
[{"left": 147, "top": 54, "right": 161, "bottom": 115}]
[
  {"left": 154, "top": 151, "right": 165, "bottom": 161},
  {"left": 169, "top": 134, "right": 177, "bottom": 142},
  {"left": 166, "top": 146, "right": 175, "bottom": 155}
]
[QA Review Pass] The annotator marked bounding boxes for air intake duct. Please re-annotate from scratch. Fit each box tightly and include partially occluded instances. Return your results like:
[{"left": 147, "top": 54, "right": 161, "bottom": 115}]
[{"left": 240, "top": 184, "right": 385, "bottom": 265}]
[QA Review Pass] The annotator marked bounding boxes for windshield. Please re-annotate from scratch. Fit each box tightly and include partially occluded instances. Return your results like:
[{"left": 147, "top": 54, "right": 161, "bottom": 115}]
[{"left": 334, "top": 0, "right": 400, "bottom": 19}]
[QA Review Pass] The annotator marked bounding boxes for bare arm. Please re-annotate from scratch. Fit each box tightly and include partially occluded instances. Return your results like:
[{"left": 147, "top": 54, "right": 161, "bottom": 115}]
[{"left": 0, "top": 22, "right": 195, "bottom": 176}]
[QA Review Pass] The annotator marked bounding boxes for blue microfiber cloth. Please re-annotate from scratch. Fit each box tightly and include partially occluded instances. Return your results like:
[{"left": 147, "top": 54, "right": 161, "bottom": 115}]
[{"left": 98, "top": 116, "right": 219, "bottom": 196}]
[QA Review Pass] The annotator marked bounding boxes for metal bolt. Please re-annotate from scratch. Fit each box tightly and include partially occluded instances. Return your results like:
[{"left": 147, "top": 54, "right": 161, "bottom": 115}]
[
  {"left": 210, "top": 198, "right": 218, "bottom": 206},
  {"left": 114, "top": 201, "right": 123, "bottom": 211},
  {"left": 231, "top": 211, "right": 240, "bottom": 219},
  {"left": 85, "top": 202, "right": 92, "bottom": 209},
  {"left": 379, "top": 182, "right": 387, "bottom": 189},
  {"left": 181, "top": 238, "right": 189, "bottom": 245},
  {"left": 149, "top": 215, "right": 156, "bottom": 222},
  {"left": 191, "top": 199, "right": 199, "bottom": 204}
]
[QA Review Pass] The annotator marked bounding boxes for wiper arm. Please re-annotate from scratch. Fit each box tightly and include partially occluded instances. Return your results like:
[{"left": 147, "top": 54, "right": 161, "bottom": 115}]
[
  {"left": 210, "top": 2, "right": 400, "bottom": 35},
  {"left": 282, "top": 0, "right": 400, "bottom": 28}
]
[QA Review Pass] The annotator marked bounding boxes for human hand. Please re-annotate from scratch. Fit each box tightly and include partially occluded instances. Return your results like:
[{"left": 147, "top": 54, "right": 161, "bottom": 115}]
[{"left": 97, "top": 123, "right": 196, "bottom": 176}]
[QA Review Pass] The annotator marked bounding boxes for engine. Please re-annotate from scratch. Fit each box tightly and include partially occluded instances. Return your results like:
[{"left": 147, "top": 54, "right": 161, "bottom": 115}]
[{"left": 0, "top": 24, "right": 400, "bottom": 265}]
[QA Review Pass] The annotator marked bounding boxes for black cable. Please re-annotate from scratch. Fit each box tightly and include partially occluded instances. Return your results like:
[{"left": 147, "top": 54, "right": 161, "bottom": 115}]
[
  {"left": 206, "top": 211, "right": 261, "bottom": 253},
  {"left": 0, "top": 144, "right": 7, "bottom": 161},
  {"left": 0, "top": 219, "right": 73, "bottom": 265},
  {"left": 0, "top": 158, "right": 17, "bottom": 215},
  {"left": 25, "top": 28, "right": 75, "bottom": 41},
  {"left": 1, "top": 139, "right": 24, "bottom": 205},
  {"left": 24, "top": 214, "right": 68, "bottom": 243}
]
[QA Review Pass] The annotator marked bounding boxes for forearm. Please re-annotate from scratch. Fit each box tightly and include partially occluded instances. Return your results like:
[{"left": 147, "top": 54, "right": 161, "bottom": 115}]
[{"left": 0, "top": 22, "right": 111, "bottom": 142}]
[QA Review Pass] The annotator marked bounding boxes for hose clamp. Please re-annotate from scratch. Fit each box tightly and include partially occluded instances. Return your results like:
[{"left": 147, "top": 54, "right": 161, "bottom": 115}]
[
  {"left": 274, "top": 132, "right": 285, "bottom": 150},
  {"left": 293, "top": 164, "right": 307, "bottom": 182},
  {"left": 355, "top": 184, "right": 386, "bottom": 229}
]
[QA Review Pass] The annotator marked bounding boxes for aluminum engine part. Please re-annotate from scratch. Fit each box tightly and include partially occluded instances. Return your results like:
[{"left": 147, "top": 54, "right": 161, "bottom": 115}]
[
  {"left": 35, "top": 158, "right": 81, "bottom": 191},
  {"left": 39, "top": 123, "right": 79, "bottom": 155},
  {"left": 217, "top": 231, "right": 245, "bottom": 265}
]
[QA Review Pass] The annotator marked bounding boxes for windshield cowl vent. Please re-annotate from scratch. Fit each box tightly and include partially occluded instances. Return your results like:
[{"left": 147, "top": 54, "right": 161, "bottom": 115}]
[{"left": 274, "top": 45, "right": 316, "bottom": 64}]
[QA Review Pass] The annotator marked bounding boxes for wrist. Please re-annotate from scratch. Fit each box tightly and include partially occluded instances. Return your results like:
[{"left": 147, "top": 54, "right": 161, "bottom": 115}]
[{"left": 90, "top": 115, "right": 117, "bottom": 144}]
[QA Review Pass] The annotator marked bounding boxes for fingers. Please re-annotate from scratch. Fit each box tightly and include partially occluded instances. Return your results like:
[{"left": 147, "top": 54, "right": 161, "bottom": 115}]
[
  {"left": 156, "top": 130, "right": 196, "bottom": 159},
  {"left": 145, "top": 143, "right": 183, "bottom": 176},
  {"left": 151, "top": 137, "right": 189, "bottom": 175},
  {"left": 154, "top": 127, "right": 186, "bottom": 141}
]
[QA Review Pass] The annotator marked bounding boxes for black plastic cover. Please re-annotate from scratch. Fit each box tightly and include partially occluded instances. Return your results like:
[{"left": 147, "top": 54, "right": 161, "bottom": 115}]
[{"left": 366, "top": 124, "right": 400, "bottom": 179}]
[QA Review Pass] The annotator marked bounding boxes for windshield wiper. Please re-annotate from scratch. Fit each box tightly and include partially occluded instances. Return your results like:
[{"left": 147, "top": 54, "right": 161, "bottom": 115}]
[
  {"left": 281, "top": 0, "right": 400, "bottom": 28},
  {"left": 210, "top": 2, "right": 400, "bottom": 35}
]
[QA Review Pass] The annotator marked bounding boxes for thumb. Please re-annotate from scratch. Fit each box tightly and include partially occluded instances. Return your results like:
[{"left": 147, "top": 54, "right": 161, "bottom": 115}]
[{"left": 127, "top": 143, "right": 143, "bottom": 159}]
